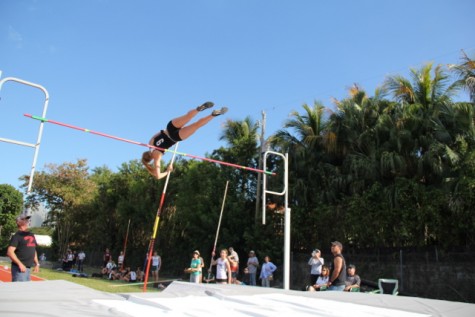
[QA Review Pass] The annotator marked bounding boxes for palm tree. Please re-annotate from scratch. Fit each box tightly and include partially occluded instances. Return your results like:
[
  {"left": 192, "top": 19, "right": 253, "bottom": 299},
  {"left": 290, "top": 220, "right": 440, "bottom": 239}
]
[
  {"left": 383, "top": 63, "right": 459, "bottom": 185},
  {"left": 271, "top": 101, "right": 330, "bottom": 203},
  {"left": 449, "top": 50, "right": 475, "bottom": 103},
  {"left": 218, "top": 116, "right": 260, "bottom": 168},
  {"left": 216, "top": 116, "right": 260, "bottom": 199}
]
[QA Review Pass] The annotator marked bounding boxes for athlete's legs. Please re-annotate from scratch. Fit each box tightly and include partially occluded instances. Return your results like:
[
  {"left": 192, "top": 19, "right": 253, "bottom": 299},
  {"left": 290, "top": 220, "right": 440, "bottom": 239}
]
[
  {"left": 170, "top": 109, "right": 200, "bottom": 129},
  {"left": 170, "top": 102, "right": 214, "bottom": 128},
  {"left": 177, "top": 115, "right": 214, "bottom": 140},
  {"left": 178, "top": 107, "right": 228, "bottom": 140}
]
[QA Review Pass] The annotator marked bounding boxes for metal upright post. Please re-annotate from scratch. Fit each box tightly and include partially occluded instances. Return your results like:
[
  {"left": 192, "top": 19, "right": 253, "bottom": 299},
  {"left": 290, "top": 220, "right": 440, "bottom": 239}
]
[
  {"left": 0, "top": 75, "right": 50, "bottom": 195},
  {"left": 262, "top": 151, "right": 289, "bottom": 290}
]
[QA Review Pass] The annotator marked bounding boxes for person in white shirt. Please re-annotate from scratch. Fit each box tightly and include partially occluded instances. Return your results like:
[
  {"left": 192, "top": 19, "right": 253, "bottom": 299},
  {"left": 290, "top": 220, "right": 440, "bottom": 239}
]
[
  {"left": 211, "top": 249, "right": 232, "bottom": 284},
  {"left": 307, "top": 265, "right": 330, "bottom": 291},
  {"left": 118, "top": 251, "right": 125, "bottom": 269},
  {"left": 308, "top": 248, "right": 324, "bottom": 287},
  {"left": 151, "top": 251, "right": 162, "bottom": 285},
  {"left": 77, "top": 250, "right": 86, "bottom": 272}
]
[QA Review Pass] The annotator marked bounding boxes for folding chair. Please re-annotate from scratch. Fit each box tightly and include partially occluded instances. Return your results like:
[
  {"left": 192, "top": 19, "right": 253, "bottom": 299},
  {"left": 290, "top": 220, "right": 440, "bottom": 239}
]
[{"left": 374, "top": 278, "right": 399, "bottom": 295}]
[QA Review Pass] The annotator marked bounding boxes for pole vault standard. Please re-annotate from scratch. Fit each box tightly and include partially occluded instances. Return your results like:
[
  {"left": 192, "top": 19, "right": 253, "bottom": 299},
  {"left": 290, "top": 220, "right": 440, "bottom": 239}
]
[
  {"left": 263, "top": 151, "right": 290, "bottom": 290},
  {"left": 24, "top": 114, "right": 275, "bottom": 175},
  {"left": 1, "top": 77, "right": 50, "bottom": 194},
  {"left": 206, "top": 180, "right": 229, "bottom": 281},
  {"left": 143, "top": 143, "right": 180, "bottom": 292}
]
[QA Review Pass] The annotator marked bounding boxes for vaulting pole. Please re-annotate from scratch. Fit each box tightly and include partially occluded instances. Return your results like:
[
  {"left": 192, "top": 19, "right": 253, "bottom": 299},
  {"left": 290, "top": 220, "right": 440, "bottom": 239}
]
[
  {"left": 142, "top": 143, "right": 179, "bottom": 292},
  {"left": 24, "top": 114, "right": 275, "bottom": 175},
  {"left": 121, "top": 218, "right": 131, "bottom": 270},
  {"left": 207, "top": 181, "right": 229, "bottom": 280}
]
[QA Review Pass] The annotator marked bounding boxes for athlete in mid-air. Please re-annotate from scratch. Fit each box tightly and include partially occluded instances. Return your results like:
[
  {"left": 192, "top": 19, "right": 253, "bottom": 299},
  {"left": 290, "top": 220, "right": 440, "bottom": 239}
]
[{"left": 142, "top": 102, "right": 228, "bottom": 179}]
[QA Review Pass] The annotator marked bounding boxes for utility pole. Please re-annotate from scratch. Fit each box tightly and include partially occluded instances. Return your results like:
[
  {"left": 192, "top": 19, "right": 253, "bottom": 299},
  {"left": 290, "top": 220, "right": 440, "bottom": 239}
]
[{"left": 255, "top": 111, "right": 266, "bottom": 224}]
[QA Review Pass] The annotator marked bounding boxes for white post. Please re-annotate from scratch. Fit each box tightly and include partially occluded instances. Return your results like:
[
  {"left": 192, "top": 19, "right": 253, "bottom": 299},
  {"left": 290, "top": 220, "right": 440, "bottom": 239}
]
[
  {"left": 262, "top": 151, "right": 290, "bottom": 290},
  {"left": 283, "top": 153, "right": 290, "bottom": 290},
  {"left": 0, "top": 76, "right": 50, "bottom": 194}
]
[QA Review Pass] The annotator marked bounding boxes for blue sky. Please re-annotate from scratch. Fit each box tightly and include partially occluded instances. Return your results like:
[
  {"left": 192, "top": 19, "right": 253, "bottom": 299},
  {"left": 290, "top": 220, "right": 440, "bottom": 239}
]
[{"left": 1, "top": 0, "right": 474, "bottom": 192}]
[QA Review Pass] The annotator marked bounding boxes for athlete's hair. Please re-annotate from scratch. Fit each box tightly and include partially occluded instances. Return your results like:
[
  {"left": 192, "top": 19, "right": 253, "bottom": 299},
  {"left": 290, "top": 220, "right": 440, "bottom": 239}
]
[
  {"left": 142, "top": 151, "right": 152, "bottom": 165},
  {"left": 142, "top": 151, "right": 155, "bottom": 175}
]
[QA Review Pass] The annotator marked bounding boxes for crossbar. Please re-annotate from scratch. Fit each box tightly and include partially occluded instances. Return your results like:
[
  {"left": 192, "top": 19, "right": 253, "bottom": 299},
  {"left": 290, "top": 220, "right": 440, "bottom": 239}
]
[{"left": 24, "top": 114, "right": 276, "bottom": 175}]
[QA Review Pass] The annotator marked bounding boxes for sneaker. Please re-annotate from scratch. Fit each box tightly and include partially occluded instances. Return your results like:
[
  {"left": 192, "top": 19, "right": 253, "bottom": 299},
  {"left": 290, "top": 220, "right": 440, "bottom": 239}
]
[
  {"left": 196, "top": 101, "right": 214, "bottom": 112},
  {"left": 212, "top": 107, "right": 228, "bottom": 116}
]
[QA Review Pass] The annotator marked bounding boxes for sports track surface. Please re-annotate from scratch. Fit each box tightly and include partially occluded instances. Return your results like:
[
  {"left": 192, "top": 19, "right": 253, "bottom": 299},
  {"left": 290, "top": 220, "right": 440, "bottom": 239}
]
[{"left": 0, "top": 265, "right": 44, "bottom": 282}]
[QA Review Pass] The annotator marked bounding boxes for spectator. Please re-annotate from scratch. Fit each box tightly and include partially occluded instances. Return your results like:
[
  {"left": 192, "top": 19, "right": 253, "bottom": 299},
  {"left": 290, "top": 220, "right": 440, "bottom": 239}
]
[
  {"left": 242, "top": 266, "right": 250, "bottom": 285},
  {"left": 307, "top": 265, "right": 330, "bottom": 291},
  {"left": 118, "top": 251, "right": 125, "bottom": 269},
  {"left": 246, "top": 250, "right": 259, "bottom": 286},
  {"left": 62, "top": 249, "right": 74, "bottom": 271},
  {"left": 61, "top": 252, "right": 69, "bottom": 270},
  {"left": 211, "top": 249, "right": 232, "bottom": 284},
  {"left": 136, "top": 267, "right": 144, "bottom": 282},
  {"left": 72, "top": 251, "right": 78, "bottom": 269},
  {"left": 6, "top": 214, "right": 40, "bottom": 282},
  {"left": 344, "top": 264, "right": 361, "bottom": 291},
  {"left": 103, "top": 248, "right": 111, "bottom": 268},
  {"left": 102, "top": 259, "right": 117, "bottom": 276},
  {"left": 328, "top": 241, "right": 347, "bottom": 291},
  {"left": 228, "top": 247, "right": 239, "bottom": 264},
  {"left": 308, "top": 248, "right": 324, "bottom": 287},
  {"left": 77, "top": 250, "right": 86, "bottom": 272},
  {"left": 151, "top": 251, "right": 162, "bottom": 285},
  {"left": 39, "top": 253, "right": 46, "bottom": 262},
  {"left": 260, "top": 255, "right": 277, "bottom": 288},
  {"left": 187, "top": 250, "right": 202, "bottom": 283},
  {"left": 109, "top": 268, "right": 121, "bottom": 280},
  {"left": 228, "top": 253, "right": 239, "bottom": 284},
  {"left": 123, "top": 267, "right": 137, "bottom": 283}
]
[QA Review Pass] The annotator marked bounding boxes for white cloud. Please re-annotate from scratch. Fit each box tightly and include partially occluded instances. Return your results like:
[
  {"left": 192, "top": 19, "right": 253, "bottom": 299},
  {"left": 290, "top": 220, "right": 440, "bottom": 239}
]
[{"left": 8, "top": 25, "right": 23, "bottom": 48}]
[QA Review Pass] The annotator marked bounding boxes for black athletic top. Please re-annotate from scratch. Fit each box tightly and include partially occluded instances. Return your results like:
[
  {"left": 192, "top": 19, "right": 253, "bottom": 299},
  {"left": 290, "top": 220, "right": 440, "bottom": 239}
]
[
  {"left": 151, "top": 130, "right": 176, "bottom": 153},
  {"left": 9, "top": 231, "right": 38, "bottom": 267},
  {"left": 330, "top": 254, "right": 347, "bottom": 286}
]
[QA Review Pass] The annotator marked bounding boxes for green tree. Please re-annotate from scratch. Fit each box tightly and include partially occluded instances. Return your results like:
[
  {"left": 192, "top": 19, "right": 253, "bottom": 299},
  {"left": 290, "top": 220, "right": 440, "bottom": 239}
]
[
  {"left": 0, "top": 184, "right": 23, "bottom": 250},
  {"left": 449, "top": 50, "right": 475, "bottom": 102},
  {"left": 22, "top": 159, "right": 97, "bottom": 259}
]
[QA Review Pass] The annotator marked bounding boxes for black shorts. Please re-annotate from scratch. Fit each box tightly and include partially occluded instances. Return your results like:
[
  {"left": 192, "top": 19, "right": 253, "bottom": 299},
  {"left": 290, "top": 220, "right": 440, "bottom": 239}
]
[
  {"left": 166, "top": 121, "right": 182, "bottom": 142},
  {"left": 151, "top": 121, "right": 182, "bottom": 153}
]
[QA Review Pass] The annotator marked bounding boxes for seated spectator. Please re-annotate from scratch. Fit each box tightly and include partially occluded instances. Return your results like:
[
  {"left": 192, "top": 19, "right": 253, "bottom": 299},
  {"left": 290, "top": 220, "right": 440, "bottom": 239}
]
[
  {"left": 119, "top": 267, "right": 130, "bottom": 281},
  {"left": 109, "top": 268, "right": 121, "bottom": 280},
  {"left": 136, "top": 267, "right": 144, "bottom": 282},
  {"left": 307, "top": 265, "right": 330, "bottom": 291},
  {"left": 344, "top": 264, "right": 361, "bottom": 291},
  {"left": 123, "top": 267, "right": 137, "bottom": 283},
  {"left": 101, "top": 259, "right": 117, "bottom": 276},
  {"left": 242, "top": 267, "right": 250, "bottom": 285}
]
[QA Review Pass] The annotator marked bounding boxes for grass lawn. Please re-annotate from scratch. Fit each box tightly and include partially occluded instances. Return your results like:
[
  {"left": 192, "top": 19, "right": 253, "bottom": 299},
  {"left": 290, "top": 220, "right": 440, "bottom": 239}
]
[{"left": 0, "top": 260, "right": 164, "bottom": 293}]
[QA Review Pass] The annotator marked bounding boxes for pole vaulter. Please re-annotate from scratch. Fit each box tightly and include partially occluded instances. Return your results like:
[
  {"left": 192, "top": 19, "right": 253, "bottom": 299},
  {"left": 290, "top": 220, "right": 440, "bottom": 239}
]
[
  {"left": 143, "top": 143, "right": 179, "bottom": 292},
  {"left": 24, "top": 114, "right": 275, "bottom": 175}
]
